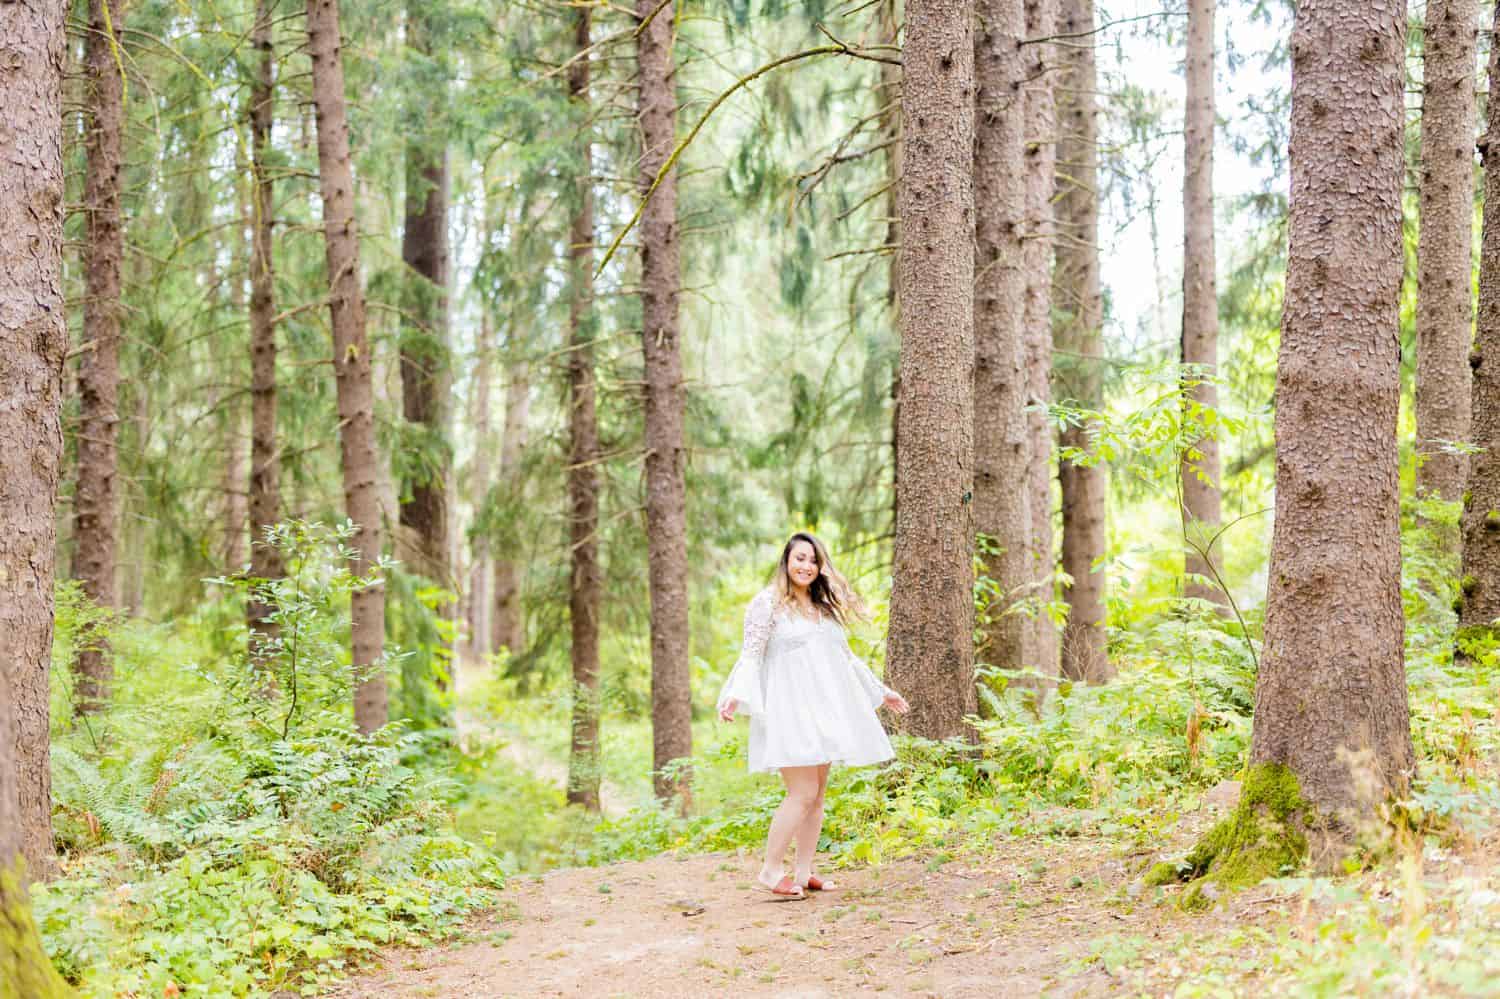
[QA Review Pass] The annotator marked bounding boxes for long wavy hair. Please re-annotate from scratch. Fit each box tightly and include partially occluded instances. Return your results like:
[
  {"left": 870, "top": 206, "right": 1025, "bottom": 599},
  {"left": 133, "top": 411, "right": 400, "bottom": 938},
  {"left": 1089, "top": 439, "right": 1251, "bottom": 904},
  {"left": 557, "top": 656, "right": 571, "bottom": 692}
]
[{"left": 770, "top": 532, "right": 870, "bottom": 628}]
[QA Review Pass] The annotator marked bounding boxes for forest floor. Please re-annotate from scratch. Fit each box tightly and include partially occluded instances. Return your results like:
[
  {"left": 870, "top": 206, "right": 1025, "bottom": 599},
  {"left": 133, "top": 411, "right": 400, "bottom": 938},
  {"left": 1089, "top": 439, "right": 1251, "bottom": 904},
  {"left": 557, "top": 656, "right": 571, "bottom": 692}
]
[{"left": 319, "top": 779, "right": 1319, "bottom": 997}]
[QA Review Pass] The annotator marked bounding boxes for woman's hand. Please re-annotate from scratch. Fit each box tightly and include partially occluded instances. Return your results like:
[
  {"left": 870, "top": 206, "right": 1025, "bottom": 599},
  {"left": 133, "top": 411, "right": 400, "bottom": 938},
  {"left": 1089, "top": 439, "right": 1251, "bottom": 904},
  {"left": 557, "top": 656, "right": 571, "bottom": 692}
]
[
  {"left": 881, "top": 690, "right": 909, "bottom": 715},
  {"left": 718, "top": 699, "right": 738, "bottom": 722}
]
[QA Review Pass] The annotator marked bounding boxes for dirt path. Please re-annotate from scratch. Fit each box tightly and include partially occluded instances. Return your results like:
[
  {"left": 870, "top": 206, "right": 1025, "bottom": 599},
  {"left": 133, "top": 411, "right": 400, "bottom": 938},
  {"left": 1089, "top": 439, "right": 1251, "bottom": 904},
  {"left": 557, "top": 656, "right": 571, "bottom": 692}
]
[{"left": 321, "top": 785, "right": 1267, "bottom": 999}]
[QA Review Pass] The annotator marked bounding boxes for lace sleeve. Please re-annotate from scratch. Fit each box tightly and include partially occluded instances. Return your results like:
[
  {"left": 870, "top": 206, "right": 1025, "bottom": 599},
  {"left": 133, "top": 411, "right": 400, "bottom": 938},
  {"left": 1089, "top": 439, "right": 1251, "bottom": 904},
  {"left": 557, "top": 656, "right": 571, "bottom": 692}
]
[
  {"left": 842, "top": 628, "right": 893, "bottom": 710},
  {"left": 717, "top": 589, "right": 776, "bottom": 716}
]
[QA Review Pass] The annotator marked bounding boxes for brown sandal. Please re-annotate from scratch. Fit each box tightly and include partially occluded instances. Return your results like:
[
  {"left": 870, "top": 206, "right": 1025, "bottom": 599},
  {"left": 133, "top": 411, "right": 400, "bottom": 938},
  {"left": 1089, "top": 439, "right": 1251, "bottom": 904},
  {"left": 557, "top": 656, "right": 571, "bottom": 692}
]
[
  {"left": 755, "top": 875, "right": 807, "bottom": 901},
  {"left": 804, "top": 875, "right": 834, "bottom": 892}
]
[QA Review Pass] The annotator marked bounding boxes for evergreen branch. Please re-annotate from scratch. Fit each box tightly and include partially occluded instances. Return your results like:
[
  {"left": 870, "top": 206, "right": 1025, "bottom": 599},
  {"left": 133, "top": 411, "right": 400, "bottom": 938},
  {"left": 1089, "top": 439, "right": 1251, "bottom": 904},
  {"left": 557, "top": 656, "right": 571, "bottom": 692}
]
[{"left": 596, "top": 41, "right": 893, "bottom": 277}]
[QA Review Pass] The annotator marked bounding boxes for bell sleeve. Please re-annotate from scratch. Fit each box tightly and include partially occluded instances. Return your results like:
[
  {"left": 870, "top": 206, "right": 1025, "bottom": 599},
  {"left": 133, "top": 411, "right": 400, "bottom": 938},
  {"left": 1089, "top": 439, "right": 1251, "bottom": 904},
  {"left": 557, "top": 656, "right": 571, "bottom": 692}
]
[
  {"left": 842, "top": 629, "right": 894, "bottom": 710},
  {"left": 717, "top": 589, "right": 775, "bottom": 716}
]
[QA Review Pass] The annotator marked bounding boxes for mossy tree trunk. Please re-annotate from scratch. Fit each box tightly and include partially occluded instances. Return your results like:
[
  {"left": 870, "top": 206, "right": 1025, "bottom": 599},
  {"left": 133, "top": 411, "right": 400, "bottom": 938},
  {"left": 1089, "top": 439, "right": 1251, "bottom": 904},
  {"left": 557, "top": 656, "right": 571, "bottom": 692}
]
[
  {"left": 0, "top": 4, "right": 69, "bottom": 989},
  {"left": 886, "top": 0, "right": 979, "bottom": 741},
  {"left": 1253, "top": 0, "right": 1413, "bottom": 834},
  {"left": 1458, "top": 3, "right": 1500, "bottom": 656}
]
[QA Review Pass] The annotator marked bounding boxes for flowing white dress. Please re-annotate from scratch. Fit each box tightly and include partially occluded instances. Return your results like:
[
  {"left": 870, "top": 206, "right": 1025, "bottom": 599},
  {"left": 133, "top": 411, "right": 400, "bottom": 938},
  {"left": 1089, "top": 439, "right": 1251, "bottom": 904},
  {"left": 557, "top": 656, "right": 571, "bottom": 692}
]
[{"left": 716, "top": 587, "right": 896, "bottom": 773}]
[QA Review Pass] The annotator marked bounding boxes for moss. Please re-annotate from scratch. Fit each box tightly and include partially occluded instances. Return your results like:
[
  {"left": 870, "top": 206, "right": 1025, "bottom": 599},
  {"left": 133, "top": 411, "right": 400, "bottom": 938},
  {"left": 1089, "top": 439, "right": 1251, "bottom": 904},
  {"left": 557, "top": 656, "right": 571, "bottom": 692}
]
[
  {"left": 0, "top": 862, "right": 71, "bottom": 999},
  {"left": 1486, "top": 511, "right": 1500, "bottom": 531},
  {"left": 1148, "top": 763, "right": 1310, "bottom": 911},
  {"left": 1464, "top": 489, "right": 1475, "bottom": 509},
  {"left": 1462, "top": 575, "right": 1480, "bottom": 595}
]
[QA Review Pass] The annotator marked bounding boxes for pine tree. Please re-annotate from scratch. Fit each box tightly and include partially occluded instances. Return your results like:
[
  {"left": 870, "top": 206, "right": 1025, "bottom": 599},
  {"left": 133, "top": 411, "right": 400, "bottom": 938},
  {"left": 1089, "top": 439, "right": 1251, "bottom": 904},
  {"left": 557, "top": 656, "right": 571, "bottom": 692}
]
[{"left": 887, "top": 0, "right": 978, "bottom": 740}]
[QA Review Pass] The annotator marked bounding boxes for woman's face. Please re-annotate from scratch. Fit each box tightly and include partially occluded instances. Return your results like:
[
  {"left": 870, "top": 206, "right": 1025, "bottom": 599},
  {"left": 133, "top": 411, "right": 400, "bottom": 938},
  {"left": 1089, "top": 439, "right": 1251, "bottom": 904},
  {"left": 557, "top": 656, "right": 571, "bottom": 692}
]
[{"left": 787, "top": 540, "right": 820, "bottom": 589}]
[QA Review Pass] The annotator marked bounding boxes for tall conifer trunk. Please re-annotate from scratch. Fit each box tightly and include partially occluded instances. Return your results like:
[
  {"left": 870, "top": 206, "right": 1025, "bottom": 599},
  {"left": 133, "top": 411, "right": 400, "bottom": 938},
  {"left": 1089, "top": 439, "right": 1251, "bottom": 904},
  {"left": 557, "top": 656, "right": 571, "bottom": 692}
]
[
  {"left": 306, "top": 0, "right": 387, "bottom": 733},
  {"left": 491, "top": 365, "right": 529, "bottom": 656},
  {"left": 1022, "top": 0, "right": 1059, "bottom": 679},
  {"left": 1, "top": 0, "right": 67, "bottom": 886},
  {"left": 974, "top": 0, "right": 1032, "bottom": 676},
  {"left": 1253, "top": 0, "right": 1413, "bottom": 830},
  {"left": 74, "top": 0, "right": 130, "bottom": 714},
  {"left": 247, "top": 0, "right": 283, "bottom": 647},
  {"left": 1180, "top": 0, "right": 1226, "bottom": 605},
  {"left": 398, "top": 0, "right": 452, "bottom": 591},
  {"left": 1416, "top": 0, "right": 1478, "bottom": 506},
  {"left": 1053, "top": 0, "right": 1110, "bottom": 683},
  {"left": 1458, "top": 5, "right": 1500, "bottom": 658},
  {"left": 566, "top": 5, "right": 604, "bottom": 812},
  {"left": 636, "top": 0, "right": 693, "bottom": 806},
  {"left": 887, "top": 0, "right": 978, "bottom": 741},
  {"left": 465, "top": 315, "right": 495, "bottom": 662}
]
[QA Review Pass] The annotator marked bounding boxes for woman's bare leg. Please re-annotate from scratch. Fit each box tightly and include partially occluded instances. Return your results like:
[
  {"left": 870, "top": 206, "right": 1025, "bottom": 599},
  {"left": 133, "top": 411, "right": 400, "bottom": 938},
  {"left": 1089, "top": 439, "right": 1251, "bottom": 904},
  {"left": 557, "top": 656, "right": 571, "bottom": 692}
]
[
  {"left": 794, "top": 764, "right": 831, "bottom": 886},
  {"left": 761, "top": 766, "right": 821, "bottom": 889}
]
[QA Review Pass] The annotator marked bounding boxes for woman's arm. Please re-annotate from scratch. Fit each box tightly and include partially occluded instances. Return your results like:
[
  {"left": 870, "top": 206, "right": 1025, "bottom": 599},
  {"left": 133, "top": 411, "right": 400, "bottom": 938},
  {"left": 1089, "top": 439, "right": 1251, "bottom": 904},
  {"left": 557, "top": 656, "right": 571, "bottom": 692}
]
[{"left": 717, "top": 589, "right": 775, "bottom": 720}]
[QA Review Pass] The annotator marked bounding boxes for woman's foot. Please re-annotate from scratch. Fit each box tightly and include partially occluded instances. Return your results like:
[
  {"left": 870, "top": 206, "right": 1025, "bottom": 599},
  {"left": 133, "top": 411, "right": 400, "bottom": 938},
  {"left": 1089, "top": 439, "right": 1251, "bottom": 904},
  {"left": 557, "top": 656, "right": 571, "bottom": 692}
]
[{"left": 756, "top": 869, "right": 806, "bottom": 901}]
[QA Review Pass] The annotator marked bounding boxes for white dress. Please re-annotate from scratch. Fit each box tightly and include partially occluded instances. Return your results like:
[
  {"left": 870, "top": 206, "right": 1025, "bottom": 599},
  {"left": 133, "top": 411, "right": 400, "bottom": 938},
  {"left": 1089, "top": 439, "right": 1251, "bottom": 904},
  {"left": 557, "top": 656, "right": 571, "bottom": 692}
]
[{"left": 716, "top": 587, "right": 896, "bottom": 773}]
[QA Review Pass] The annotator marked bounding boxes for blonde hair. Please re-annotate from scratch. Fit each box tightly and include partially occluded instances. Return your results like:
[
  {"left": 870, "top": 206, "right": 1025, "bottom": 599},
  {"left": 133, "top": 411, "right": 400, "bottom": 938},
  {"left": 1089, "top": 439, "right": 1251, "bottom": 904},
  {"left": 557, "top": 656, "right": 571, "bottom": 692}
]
[{"left": 770, "top": 532, "right": 870, "bottom": 627}]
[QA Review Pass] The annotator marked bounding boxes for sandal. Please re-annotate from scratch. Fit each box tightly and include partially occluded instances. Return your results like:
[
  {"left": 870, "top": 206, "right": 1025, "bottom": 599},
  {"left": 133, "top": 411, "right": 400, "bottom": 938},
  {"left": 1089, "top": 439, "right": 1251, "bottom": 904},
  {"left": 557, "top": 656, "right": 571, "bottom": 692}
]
[
  {"left": 803, "top": 875, "right": 834, "bottom": 892},
  {"left": 755, "top": 875, "right": 807, "bottom": 901}
]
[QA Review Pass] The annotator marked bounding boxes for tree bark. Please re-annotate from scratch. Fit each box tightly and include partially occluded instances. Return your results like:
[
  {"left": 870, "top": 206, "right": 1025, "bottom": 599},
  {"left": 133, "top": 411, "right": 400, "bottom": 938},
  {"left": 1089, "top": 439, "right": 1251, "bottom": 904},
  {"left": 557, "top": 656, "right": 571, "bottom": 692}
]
[
  {"left": 247, "top": 0, "right": 283, "bottom": 648},
  {"left": 1253, "top": 0, "right": 1414, "bottom": 832},
  {"left": 1052, "top": 0, "right": 1110, "bottom": 683},
  {"left": 306, "top": 0, "right": 387, "bottom": 733},
  {"left": 636, "top": 0, "right": 694, "bottom": 806},
  {"left": 974, "top": 0, "right": 1032, "bottom": 678},
  {"left": 887, "top": 0, "right": 977, "bottom": 741},
  {"left": 1416, "top": 0, "right": 1478, "bottom": 505},
  {"left": 1458, "top": 6, "right": 1500, "bottom": 657},
  {"left": 1180, "top": 0, "right": 1226, "bottom": 606},
  {"left": 491, "top": 364, "right": 529, "bottom": 657},
  {"left": 398, "top": 0, "right": 452, "bottom": 591},
  {"left": 0, "top": 0, "right": 67, "bottom": 883},
  {"left": 1023, "top": 0, "right": 1059, "bottom": 680},
  {"left": 465, "top": 315, "right": 495, "bottom": 662},
  {"left": 74, "top": 0, "right": 130, "bottom": 714},
  {"left": 881, "top": 0, "right": 903, "bottom": 535},
  {"left": 566, "top": 5, "right": 604, "bottom": 813},
  {"left": 221, "top": 398, "right": 248, "bottom": 571}
]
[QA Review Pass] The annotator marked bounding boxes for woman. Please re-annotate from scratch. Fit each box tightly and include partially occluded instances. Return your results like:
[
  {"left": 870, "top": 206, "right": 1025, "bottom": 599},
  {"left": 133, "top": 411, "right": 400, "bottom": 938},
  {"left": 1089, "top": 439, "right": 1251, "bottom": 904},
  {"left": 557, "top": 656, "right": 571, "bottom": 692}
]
[{"left": 717, "top": 532, "right": 910, "bottom": 900}]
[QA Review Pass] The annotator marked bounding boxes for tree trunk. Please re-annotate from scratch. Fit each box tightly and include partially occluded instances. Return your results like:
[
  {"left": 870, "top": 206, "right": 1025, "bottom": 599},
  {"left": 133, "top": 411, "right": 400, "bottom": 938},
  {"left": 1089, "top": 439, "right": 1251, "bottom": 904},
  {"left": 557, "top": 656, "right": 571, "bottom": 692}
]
[
  {"left": 74, "top": 0, "right": 129, "bottom": 715},
  {"left": 221, "top": 400, "right": 249, "bottom": 570},
  {"left": 1416, "top": 0, "right": 1478, "bottom": 505},
  {"left": 1458, "top": 6, "right": 1500, "bottom": 657},
  {"left": 465, "top": 315, "right": 495, "bottom": 663},
  {"left": 1023, "top": 0, "right": 1059, "bottom": 680},
  {"left": 491, "top": 365, "right": 529, "bottom": 657},
  {"left": 974, "top": 0, "right": 1032, "bottom": 678},
  {"left": 881, "top": 0, "right": 903, "bottom": 536},
  {"left": 1, "top": 671, "right": 66, "bottom": 995},
  {"left": 398, "top": 0, "right": 452, "bottom": 591},
  {"left": 1180, "top": 0, "right": 1226, "bottom": 606},
  {"left": 0, "top": 0, "right": 67, "bottom": 884},
  {"left": 566, "top": 5, "right": 604, "bottom": 813},
  {"left": 886, "top": 0, "right": 978, "bottom": 742},
  {"left": 247, "top": 0, "right": 283, "bottom": 648},
  {"left": 636, "top": 0, "right": 694, "bottom": 807},
  {"left": 1253, "top": 0, "right": 1413, "bottom": 834},
  {"left": 306, "top": 0, "right": 387, "bottom": 734},
  {"left": 1053, "top": 0, "right": 1110, "bottom": 683}
]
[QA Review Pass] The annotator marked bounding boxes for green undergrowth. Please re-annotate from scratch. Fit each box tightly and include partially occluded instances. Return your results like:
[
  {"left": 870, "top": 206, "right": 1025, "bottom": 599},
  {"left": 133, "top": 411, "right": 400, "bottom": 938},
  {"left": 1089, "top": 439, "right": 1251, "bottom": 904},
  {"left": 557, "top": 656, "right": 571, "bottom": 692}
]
[{"left": 37, "top": 528, "right": 504, "bottom": 998}]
